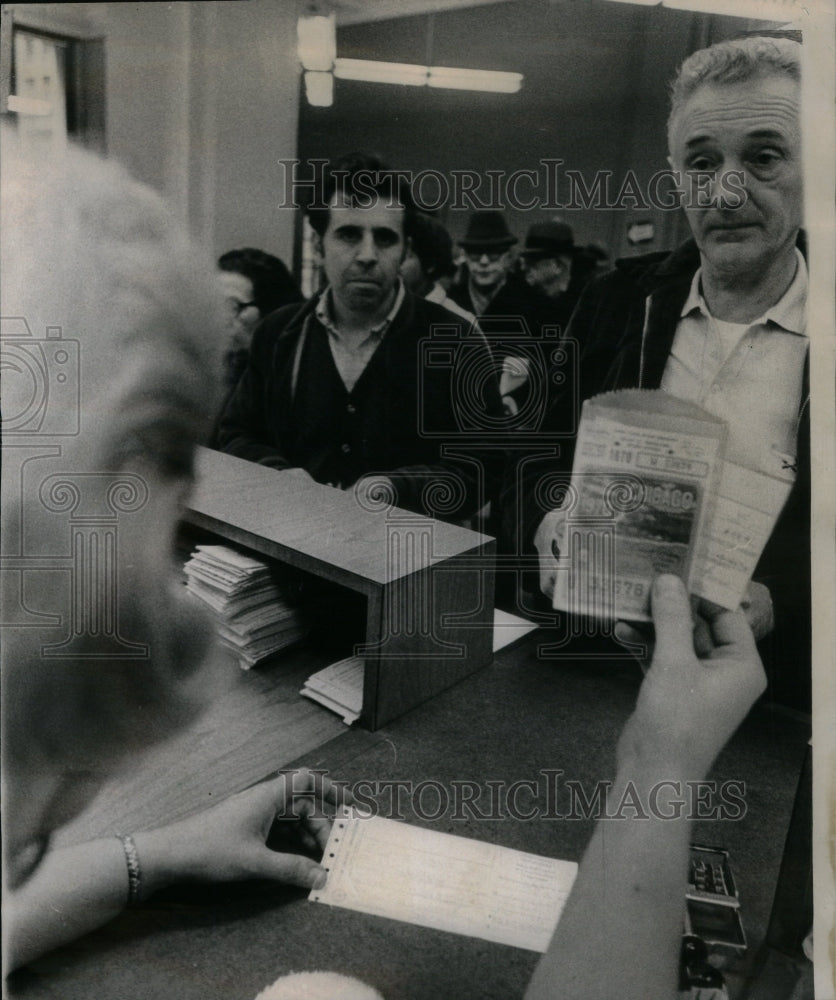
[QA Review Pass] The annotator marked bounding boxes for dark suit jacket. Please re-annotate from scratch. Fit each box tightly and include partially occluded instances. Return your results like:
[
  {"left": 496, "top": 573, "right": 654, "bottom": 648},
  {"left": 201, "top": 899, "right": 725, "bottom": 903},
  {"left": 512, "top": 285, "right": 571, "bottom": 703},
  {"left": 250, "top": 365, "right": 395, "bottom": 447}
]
[{"left": 216, "top": 291, "right": 504, "bottom": 521}]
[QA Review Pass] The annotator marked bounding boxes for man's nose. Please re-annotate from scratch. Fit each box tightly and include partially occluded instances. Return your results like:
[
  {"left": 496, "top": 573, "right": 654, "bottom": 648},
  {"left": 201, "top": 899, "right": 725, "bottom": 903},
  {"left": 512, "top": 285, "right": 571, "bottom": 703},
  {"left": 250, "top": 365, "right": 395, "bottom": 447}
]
[
  {"left": 355, "top": 231, "right": 379, "bottom": 263},
  {"left": 710, "top": 162, "right": 747, "bottom": 211}
]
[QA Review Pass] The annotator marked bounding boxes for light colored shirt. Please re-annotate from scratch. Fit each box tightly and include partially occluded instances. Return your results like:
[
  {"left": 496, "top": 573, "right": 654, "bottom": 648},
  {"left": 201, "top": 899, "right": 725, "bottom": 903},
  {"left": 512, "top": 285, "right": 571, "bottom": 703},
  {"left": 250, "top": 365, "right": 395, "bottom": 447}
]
[
  {"left": 660, "top": 249, "right": 808, "bottom": 478},
  {"left": 315, "top": 281, "right": 405, "bottom": 393},
  {"left": 425, "top": 282, "right": 478, "bottom": 327}
]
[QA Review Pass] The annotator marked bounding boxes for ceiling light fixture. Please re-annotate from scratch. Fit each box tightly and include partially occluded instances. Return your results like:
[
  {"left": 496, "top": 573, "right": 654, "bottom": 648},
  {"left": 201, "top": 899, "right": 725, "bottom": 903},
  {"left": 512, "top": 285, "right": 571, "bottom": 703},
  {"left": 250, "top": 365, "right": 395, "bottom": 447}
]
[
  {"left": 602, "top": 0, "right": 799, "bottom": 17},
  {"left": 333, "top": 57, "right": 522, "bottom": 94},
  {"left": 428, "top": 66, "right": 523, "bottom": 93},
  {"left": 297, "top": 12, "right": 336, "bottom": 73},
  {"left": 334, "top": 58, "right": 428, "bottom": 87},
  {"left": 662, "top": 0, "right": 798, "bottom": 15},
  {"left": 297, "top": 8, "right": 336, "bottom": 107},
  {"left": 298, "top": 9, "right": 522, "bottom": 106},
  {"left": 303, "top": 71, "right": 334, "bottom": 107}
]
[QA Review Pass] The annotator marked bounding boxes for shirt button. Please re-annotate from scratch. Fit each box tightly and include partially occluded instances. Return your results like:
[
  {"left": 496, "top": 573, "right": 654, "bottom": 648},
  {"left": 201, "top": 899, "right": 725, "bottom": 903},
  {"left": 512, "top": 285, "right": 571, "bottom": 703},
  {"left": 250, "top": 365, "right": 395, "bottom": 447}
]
[
  {"left": 341, "top": 443, "right": 351, "bottom": 454},
  {"left": 347, "top": 403, "right": 356, "bottom": 414}
]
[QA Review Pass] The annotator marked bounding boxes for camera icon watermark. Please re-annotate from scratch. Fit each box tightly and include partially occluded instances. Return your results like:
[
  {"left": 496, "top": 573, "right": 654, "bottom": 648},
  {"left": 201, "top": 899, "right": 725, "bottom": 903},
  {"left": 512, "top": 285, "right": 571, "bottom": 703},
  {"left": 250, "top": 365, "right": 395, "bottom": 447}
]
[
  {"left": 417, "top": 319, "right": 578, "bottom": 443},
  {"left": 2, "top": 316, "right": 151, "bottom": 658},
  {"left": 0, "top": 318, "right": 80, "bottom": 436}
]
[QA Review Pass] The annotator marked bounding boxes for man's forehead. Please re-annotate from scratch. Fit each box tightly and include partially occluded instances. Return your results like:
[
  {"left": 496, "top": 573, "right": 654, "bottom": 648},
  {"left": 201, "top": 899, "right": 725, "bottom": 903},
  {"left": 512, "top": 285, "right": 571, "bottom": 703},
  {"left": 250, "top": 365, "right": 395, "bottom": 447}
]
[
  {"left": 326, "top": 192, "right": 405, "bottom": 232},
  {"left": 670, "top": 72, "right": 800, "bottom": 152}
]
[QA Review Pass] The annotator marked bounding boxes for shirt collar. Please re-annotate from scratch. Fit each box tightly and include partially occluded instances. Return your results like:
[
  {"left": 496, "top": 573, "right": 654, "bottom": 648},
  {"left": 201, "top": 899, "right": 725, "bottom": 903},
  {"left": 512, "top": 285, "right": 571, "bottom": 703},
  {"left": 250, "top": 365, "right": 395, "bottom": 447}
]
[
  {"left": 425, "top": 282, "right": 446, "bottom": 305},
  {"left": 680, "top": 248, "right": 807, "bottom": 336},
  {"left": 315, "top": 280, "right": 405, "bottom": 343},
  {"left": 468, "top": 275, "right": 504, "bottom": 315}
]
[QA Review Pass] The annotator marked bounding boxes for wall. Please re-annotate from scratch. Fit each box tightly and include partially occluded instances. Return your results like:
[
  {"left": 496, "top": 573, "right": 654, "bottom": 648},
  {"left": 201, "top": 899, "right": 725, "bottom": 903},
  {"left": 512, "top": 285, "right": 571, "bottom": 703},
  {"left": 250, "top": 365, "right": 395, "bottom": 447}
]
[{"left": 10, "top": 1, "right": 301, "bottom": 264}]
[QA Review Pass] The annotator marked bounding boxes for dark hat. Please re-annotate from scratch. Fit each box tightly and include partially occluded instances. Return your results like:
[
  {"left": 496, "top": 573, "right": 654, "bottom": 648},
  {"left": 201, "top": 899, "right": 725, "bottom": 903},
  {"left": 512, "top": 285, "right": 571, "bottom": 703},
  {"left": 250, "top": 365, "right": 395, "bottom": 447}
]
[
  {"left": 458, "top": 211, "right": 518, "bottom": 251},
  {"left": 519, "top": 220, "right": 576, "bottom": 259}
]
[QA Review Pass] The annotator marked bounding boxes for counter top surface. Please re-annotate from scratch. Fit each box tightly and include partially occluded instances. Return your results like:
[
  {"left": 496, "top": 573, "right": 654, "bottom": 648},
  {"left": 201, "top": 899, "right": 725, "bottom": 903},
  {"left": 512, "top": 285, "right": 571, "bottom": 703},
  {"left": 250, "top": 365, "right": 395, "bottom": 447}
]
[{"left": 10, "top": 632, "right": 809, "bottom": 1000}]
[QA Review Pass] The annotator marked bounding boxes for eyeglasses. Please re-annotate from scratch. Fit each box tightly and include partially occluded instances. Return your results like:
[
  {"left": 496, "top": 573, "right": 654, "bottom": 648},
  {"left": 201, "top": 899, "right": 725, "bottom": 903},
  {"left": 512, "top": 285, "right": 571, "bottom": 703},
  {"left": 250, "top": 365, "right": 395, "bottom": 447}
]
[
  {"left": 225, "top": 297, "right": 257, "bottom": 317},
  {"left": 465, "top": 250, "right": 505, "bottom": 263}
]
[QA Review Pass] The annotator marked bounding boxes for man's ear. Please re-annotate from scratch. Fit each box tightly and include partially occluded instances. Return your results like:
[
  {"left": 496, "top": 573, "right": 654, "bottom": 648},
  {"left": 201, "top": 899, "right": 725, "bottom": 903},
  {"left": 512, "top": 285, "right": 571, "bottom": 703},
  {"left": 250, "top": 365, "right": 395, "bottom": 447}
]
[{"left": 312, "top": 231, "right": 324, "bottom": 259}]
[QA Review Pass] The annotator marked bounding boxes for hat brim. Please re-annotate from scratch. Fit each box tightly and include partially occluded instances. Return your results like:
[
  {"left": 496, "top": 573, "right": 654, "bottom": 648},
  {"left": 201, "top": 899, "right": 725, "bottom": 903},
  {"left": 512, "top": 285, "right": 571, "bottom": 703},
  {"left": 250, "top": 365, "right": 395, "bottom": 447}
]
[
  {"left": 458, "top": 236, "right": 518, "bottom": 251},
  {"left": 519, "top": 244, "right": 577, "bottom": 259}
]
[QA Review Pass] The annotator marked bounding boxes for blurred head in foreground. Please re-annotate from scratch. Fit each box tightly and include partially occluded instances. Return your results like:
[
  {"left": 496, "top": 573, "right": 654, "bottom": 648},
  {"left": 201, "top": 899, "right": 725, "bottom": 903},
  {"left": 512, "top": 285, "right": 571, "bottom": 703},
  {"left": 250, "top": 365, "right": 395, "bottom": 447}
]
[{"left": 1, "top": 131, "right": 226, "bottom": 887}]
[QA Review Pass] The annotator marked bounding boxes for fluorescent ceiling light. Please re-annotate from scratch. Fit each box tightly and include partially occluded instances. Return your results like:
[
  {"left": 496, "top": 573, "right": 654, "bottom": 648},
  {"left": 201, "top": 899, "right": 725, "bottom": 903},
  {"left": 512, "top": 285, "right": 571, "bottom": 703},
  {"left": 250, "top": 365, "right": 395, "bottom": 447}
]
[
  {"left": 604, "top": 0, "right": 801, "bottom": 15},
  {"left": 662, "top": 0, "right": 797, "bottom": 14},
  {"left": 304, "top": 71, "right": 334, "bottom": 107},
  {"left": 333, "top": 58, "right": 522, "bottom": 93},
  {"left": 297, "top": 13, "right": 336, "bottom": 72},
  {"left": 334, "top": 58, "right": 428, "bottom": 86},
  {"left": 428, "top": 66, "right": 523, "bottom": 93},
  {"left": 6, "top": 95, "right": 53, "bottom": 115},
  {"left": 603, "top": 0, "right": 798, "bottom": 12}
]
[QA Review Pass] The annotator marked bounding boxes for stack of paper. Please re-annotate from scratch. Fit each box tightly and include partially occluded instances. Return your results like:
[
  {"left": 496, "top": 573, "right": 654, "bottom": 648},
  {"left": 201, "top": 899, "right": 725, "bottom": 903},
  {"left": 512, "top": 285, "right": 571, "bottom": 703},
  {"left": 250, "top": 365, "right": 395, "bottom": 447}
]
[
  {"left": 184, "top": 544, "right": 309, "bottom": 668},
  {"left": 300, "top": 611, "right": 537, "bottom": 727},
  {"left": 300, "top": 655, "right": 364, "bottom": 725}
]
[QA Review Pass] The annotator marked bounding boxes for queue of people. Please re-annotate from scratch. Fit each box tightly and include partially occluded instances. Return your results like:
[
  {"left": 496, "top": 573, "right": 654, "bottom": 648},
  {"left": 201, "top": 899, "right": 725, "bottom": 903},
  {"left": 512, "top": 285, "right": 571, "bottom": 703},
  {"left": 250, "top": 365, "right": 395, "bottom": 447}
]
[{"left": 1, "top": 32, "right": 812, "bottom": 998}]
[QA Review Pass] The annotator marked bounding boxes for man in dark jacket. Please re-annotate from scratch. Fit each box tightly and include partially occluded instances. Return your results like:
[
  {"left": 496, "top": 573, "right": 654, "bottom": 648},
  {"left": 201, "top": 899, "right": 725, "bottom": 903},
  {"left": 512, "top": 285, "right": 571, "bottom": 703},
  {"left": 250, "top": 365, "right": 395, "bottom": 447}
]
[
  {"left": 505, "top": 36, "right": 809, "bottom": 707},
  {"left": 217, "top": 154, "right": 503, "bottom": 522}
]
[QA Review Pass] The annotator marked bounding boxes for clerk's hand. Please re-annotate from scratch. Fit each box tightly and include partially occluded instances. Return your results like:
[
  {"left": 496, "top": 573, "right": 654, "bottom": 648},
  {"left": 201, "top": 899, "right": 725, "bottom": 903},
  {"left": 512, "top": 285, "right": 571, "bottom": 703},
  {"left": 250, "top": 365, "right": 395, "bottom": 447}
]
[
  {"left": 615, "top": 579, "right": 775, "bottom": 667},
  {"left": 616, "top": 575, "right": 766, "bottom": 780},
  {"left": 738, "top": 580, "right": 774, "bottom": 640},
  {"left": 533, "top": 507, "right": 568, "bottom": 600},
  {"left": 134, "top": 769, "right": 351, "bottom": 895}
]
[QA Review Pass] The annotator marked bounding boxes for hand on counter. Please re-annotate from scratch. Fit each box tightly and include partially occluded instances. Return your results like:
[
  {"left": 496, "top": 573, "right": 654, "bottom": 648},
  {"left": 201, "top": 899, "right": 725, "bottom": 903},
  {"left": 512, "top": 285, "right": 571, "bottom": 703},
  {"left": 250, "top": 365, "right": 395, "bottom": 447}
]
[
  {"left": 6, "top": 770, "right": 351, "bottom": 970},
  {"left": 136, "top": 768, "right": 352, "bottom": 895}
]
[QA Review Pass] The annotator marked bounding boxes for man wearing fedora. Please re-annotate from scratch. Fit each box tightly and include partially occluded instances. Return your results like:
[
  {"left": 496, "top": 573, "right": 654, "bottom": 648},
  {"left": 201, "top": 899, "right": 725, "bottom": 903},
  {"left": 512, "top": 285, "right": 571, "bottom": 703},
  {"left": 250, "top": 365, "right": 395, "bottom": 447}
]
[
  {"left": 449, "top": 210, "right": 527, "bottom": 319},
  {"left": 519, "top": 219, "right": 582, "bottom": 338},
  {"left": 449, "top": 210, "right": 550, "bottom": 417}
]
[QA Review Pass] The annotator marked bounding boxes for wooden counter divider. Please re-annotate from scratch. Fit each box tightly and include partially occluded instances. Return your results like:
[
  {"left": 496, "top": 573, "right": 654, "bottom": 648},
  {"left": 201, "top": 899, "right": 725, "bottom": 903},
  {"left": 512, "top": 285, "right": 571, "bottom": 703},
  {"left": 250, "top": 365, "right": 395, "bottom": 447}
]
[{"left": 183, "top": 448, "right": 496, "bottom": 730}]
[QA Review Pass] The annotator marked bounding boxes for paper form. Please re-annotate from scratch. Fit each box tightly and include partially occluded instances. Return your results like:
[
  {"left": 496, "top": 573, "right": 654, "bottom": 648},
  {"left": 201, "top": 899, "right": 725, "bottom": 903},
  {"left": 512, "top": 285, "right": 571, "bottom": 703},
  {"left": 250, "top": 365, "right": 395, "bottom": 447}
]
[
  {"left": 310, "top": 811, "right": 577, "bottom": 952},
  {"left": 302, "top": 611, "right": 537, "bottom": 725},
  {"left": 691, "top": 460, "right": 794, "bottom": 609},
  {"left": 554, "top": 408, "right": 725, "bottom": 621},
  {"left": 300, "top": 655, "right": 364, "bottom": 724}
]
